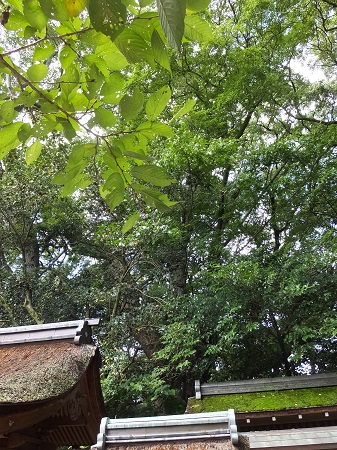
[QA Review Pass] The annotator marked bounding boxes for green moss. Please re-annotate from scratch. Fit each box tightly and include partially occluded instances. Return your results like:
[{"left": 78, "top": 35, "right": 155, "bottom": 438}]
[{"left": 187, "top": 386, "right": 337, "bottom": 413}]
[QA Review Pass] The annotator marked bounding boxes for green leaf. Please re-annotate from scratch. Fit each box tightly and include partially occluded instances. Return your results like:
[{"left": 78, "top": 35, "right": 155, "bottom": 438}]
[
  {"left": 23, "top": 0, "right": 48, "bottom": 31},
  {"left": 60, "top": 174, "right": 91, "bottom": 197},
  {"left": 186, "top": 0, "right": 210, "bottom": 12},
  {"left": 59, "top": 45, "right": 76, "bottom": 69},
  {"left": 89, "top": 0, "right": 126, "bottom": 40},
  {"left": 84, "top": 54, "right": 110, "bottom": 78},
  {"left": 131, "top": 164, "right": 176, "bottom": 186},
  {"left": 39, "top": 0, "right": 70, "bottom": 21},
  {"left": 33, "top": 43, "right": 55, "bottom": 61},
  {"left": 156, "top": 0, "right": 186, "bottom": 50},
  {"left": 184, "top": 15, "right": 213, "bottom": 42},
  {"left": 103, "top": 171, "right": 125, "bottom": 210},
  {"left": 133, "top": 185, "right": 177, "bottom": 211},
  {"left": 25, "top": 139, "right": 43, "bottom": 165},
  {"left": 151, "top": 30, "right": 171, "bottom": 73},
  {"left": 115, "top": 29, "right": 155, "bottom": 66},
  {"left": 51, "top": 161, "right": 87, "bottom": 185},
  {"left": 96, "top": 40, "right": 129, "bottom": 70},
  {"left": 0, "top": 122, "right": 24, "bottom": 159},
  {"left": 137, "top": 121, "right": 174, "bottom": 138},
  {"left": 94, "top": 107, "right": 117, "bottom": 128},
  {"left": 101, "top": 72, "right": 126, "bottom": 104},
  {"left": 0, "top": 100, "right": 16, "bottom": 124},
  {"left": 26, "top": 63, "right": 48, "bottom": 82},
  {"left": 68, "top": 143, "right": 96, "bottom": 164},
  {"left": 146, "top": 85, "right": 171, "bottom": 121},
  {"left": 119, "top": 88, "right": 144, "bottom": 121},
  {"left": 122, "top": 212, "right": 140, "bottom": 234},
  {"left": 171, "top": 98, "right": 196, "bottom": 120}
]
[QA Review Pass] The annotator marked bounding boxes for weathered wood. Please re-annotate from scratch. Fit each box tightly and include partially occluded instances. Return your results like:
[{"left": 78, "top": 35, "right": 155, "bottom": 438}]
[{"left": 195, "top": 373, "right": 337, "bottom": 397}]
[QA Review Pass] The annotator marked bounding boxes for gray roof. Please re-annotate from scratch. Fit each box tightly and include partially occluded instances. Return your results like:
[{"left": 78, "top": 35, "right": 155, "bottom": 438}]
[
  {"left": 92, "top": 411, "right": 238, "bottom": 450},
  {"left": 0, "top": 318, "right": 99, "bottom": 345},
  {"left": 245, "top": 426, "right": 337, "bottom": 449},
  {"left": 195, "top": 373, "right": 337, "bottom": 399}
]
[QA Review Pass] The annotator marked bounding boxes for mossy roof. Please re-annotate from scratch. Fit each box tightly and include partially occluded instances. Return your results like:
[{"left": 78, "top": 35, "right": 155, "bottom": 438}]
[
  {"left": 0, "top": 341, "right": 95, "bottom": 403},
  {"left": 187, "top": 386, "right": 337, "bottom": 414}
]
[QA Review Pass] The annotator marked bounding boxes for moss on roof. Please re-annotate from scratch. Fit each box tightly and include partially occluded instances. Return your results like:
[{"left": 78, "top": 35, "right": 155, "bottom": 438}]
[
  {"left": 0, "top": 341, "right": 95, "bottom": 403},
  {"left": 187, "top": 386, "right": 337, "bottom": 413}
]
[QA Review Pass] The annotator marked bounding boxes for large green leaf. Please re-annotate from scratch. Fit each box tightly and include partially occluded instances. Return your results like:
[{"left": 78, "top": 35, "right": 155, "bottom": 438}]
[
  {"left": 136, "top": 121, "right": 174, "bottom": 138},
  {"left": 33, "top": 43, "right": 55, "bottom": 61},
  {"left": 146, "top": 85, "right": 171, "bottom": 121},
  {"left": 186, "top": 0, "right": 210, "bottom": 12},
  {"left": 26, "top": 63, "right": 48, "bottom": 82},
  {"left": 39, "top": 0, "right": 70, "bottom": 21},
  {"left": 23, "top": 0, "right": 48, "bottom": 31},
  {"left": 101, "top": 72, "right": 126, "bottom": 104},
  {"left": 89, "top": 0, "right": 126, "bottom": 40},
  {"left": 156, "top": 0, "right": 186, "bottom": 50},
  {"left": 131, "top": 164, "right": 176, "bottom": 186},
  {"left": 103, "top": 171, "right": 125, "bottom": 210},
  {"left": 151, "top": 30, "right": 171, "bottom": 73},
  {"left": 59, "top": 45, "right": 76, "bottom": 69},
  {"left": 25, "top": 139, "right": 43, "bottom": 165},
  {"left": 184, "top": 15, "right": 213, "bottom": 42},
  {"left": 122, "top": 212, "right": 140, "bottom": 234},
  {"left": 119, "top": 88, "right": 144, "bottom": 121},
  {"left": 0, "top": 122, "right": 23, "bottom": 159},
  {"left": 171, "top": 98, "right": 196, "bottom": 121},
  {"left": 0, "top": 100, "right": 16, "bottom": 124},
  {"left": 94, "top": 107, "right": 117, "bottom": 128},
  {"left": 115, "top": 29, "right": 155, "bottom": 66}
]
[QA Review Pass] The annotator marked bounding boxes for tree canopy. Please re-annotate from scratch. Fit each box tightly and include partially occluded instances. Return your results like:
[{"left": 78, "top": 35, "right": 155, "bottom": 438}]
[{"left": 1, "top": 0, "right": 337, "bottom": 420}]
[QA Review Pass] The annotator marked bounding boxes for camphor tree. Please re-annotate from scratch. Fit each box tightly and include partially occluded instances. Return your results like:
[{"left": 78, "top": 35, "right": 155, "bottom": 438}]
[{"left": 1, "top": 0, "right": 337, "bottom": 419}]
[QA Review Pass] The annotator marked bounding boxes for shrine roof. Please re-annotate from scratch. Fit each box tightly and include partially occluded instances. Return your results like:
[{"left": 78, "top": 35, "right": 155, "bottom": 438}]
[{"left": 0, "top": 340, "right": 95, "bottom": 403}]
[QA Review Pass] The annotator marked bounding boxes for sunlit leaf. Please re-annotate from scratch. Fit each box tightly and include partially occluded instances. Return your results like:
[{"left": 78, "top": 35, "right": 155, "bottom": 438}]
[
  {"left": 26, "top": 63, "right": 48, "bottom": 82},
  {"left": 23, "top": 0, "right": 48, "bottom": 31},
  {"left": 186, "top": 0, "right": 210, "bottom": 12},
  {"left": 25, "top": 139, "right": 43, "bottom": 165},
  {"left": 146, "top": 85, "right": 171, "bottom": 121},
  {"left": 115, "top": 29, "right": 155, "bottom": 66},
  {"left": 122, "top": 212, "right": 140, "bottom": 234},
  {"left": 33, "top": 43, "right": 55, "bottom": 61},
  {"left": 184, "top": 15, "right": 213, "bottom": 42},
  {"left": 171, "top": 98, "right": 196, "bottom": 120},
  {"left": 0, "top": 122, "right": 24, "bottom": 159}
]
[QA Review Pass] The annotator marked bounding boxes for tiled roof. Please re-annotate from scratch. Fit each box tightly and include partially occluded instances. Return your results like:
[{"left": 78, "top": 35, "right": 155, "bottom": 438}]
[
  {"left": 0, "top": 318, "right": 99, "bottom": 345},
  {"left": 93, "top": 411, "right": 238, "bottom": 450},
  {"left": 245, "top": 425, "right": 337, "bottom": 449}
]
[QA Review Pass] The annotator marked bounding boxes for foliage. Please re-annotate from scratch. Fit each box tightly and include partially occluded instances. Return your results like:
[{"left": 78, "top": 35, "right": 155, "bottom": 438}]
[
  {"left": 1, "top": 0, "right": 337, "bottom": 421},
  {"left": 0, "top": 0, "right": 211, "bottom": 222}
]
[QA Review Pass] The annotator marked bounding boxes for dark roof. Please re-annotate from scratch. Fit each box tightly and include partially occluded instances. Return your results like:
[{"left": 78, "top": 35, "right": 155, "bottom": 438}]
[
  {"left": 0, "top": 341, "right": 95, "bottom": 403},
  {"left": 0, "top": 319, "right": 105, "bottom": 450}
]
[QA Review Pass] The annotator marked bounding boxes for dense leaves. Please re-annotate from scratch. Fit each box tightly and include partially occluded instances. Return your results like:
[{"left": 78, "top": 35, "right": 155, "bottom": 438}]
[{"left": 1, "top": 0, "right": 337, "bottom": 420}]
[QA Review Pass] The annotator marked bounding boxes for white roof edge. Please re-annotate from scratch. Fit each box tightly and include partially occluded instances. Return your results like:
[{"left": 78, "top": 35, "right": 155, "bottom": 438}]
[{"left": 0, "top": 318, "right": 100, "bottom": 346}]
